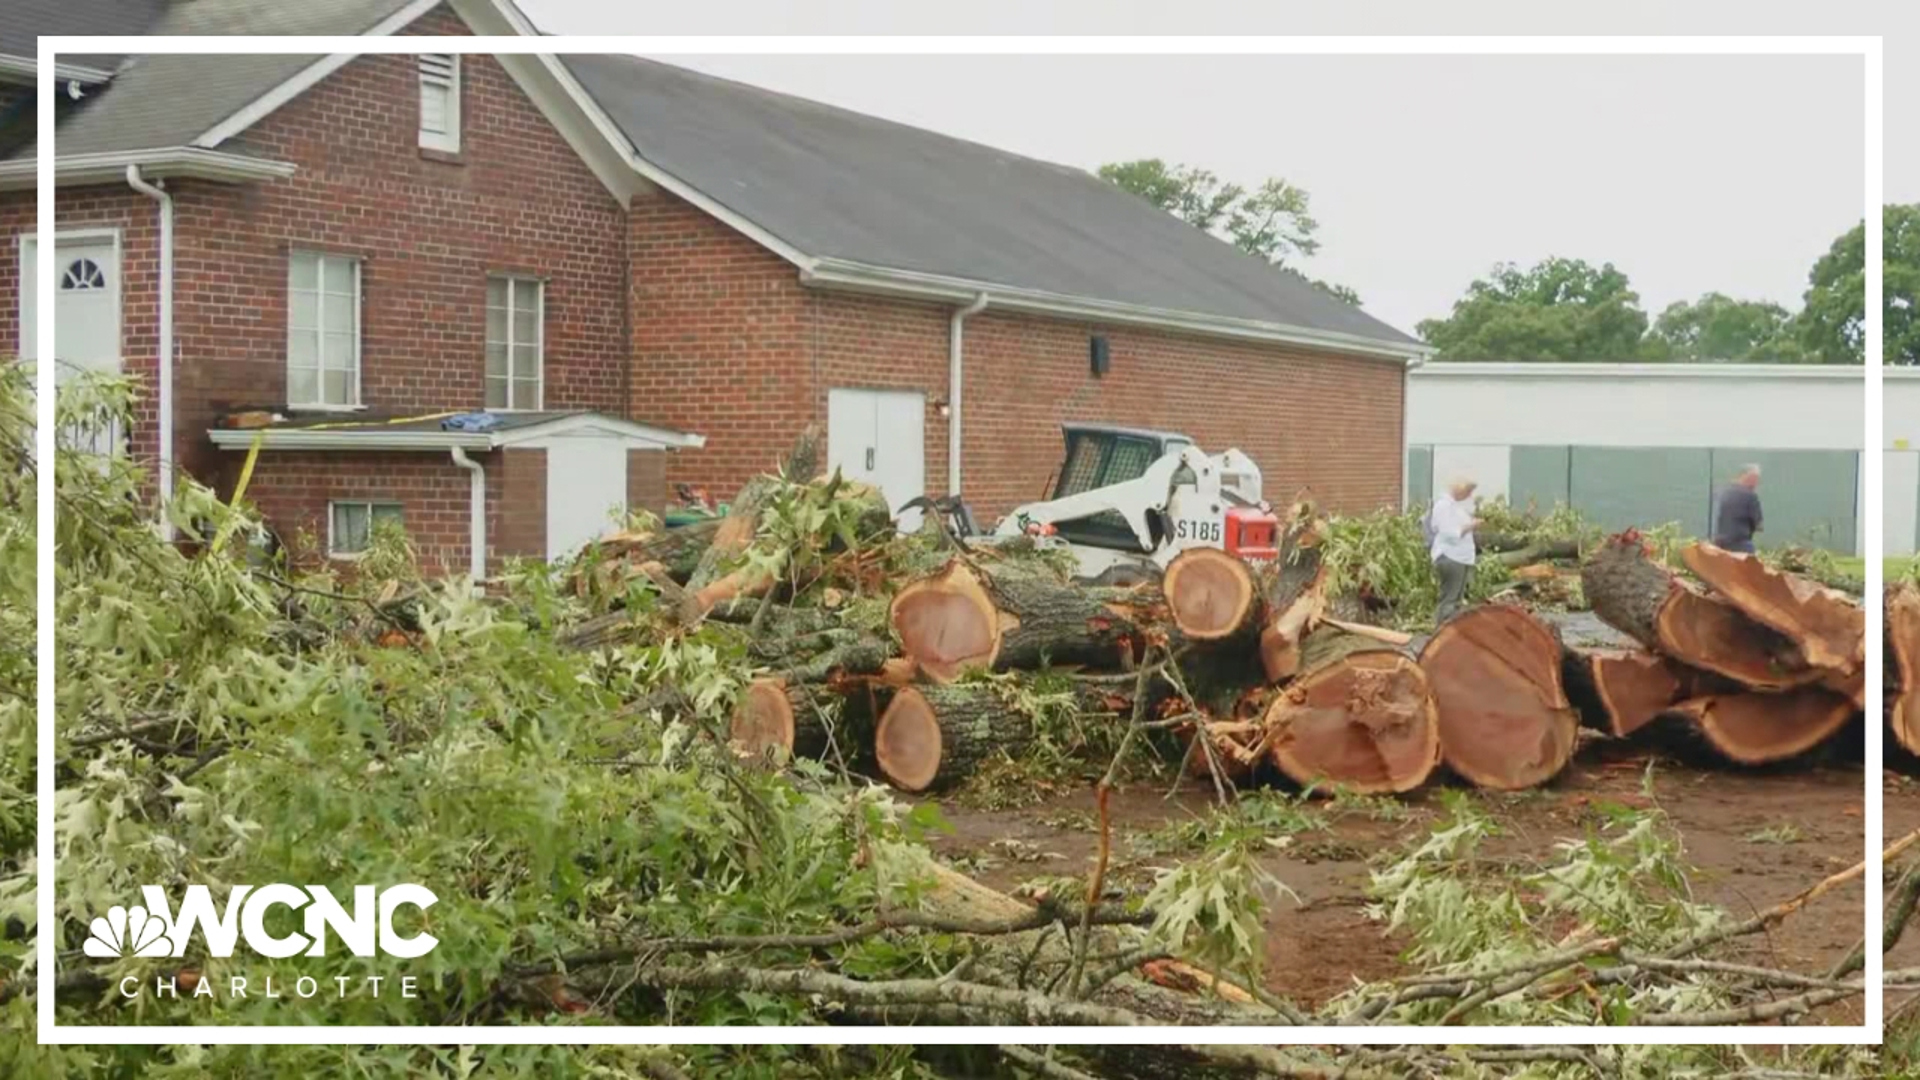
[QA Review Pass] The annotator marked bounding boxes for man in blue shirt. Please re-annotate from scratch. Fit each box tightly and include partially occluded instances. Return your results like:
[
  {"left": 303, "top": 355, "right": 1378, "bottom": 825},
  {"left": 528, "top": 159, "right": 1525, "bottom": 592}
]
[{"left": 1711, "top": 464, "right": 1764, "bottom": 554}]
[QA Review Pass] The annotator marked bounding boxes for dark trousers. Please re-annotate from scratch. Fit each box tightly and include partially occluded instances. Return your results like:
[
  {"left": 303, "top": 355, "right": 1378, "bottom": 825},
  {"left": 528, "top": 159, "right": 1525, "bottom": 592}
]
[
  {"left": 1434, "top": 556, "right": 1470, "bottom": 623},
  {"left": 1716, "top": 538, "right": 1756, "bottom": 554}
]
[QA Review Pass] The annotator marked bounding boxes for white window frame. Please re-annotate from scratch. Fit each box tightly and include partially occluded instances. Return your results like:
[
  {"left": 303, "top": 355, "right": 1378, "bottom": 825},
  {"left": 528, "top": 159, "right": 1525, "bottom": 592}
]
[
  {"left": 418, "top": 53, "right": 461, "bottom": 153},
  {"left": 327, "top": 500, "right": 404, "bottom": 559},
  {"left": 485, "top": 275, "right": 545, "bottom": 412},
  {"left": 287, "top": 250, "right": 362, "bottom": 411}
]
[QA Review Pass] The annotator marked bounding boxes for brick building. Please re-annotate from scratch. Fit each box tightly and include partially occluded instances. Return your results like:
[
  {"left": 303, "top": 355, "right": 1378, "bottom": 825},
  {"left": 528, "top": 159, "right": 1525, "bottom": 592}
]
[{"left": 3, "top": 0, "right": 1429, "bottom": 578}]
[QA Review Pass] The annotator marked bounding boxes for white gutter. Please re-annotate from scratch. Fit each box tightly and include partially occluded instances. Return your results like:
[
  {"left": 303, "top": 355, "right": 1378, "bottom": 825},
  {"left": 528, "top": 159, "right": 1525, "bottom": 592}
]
[
  {"left": 126, "top": 165, "right": 174, "bottom": 540},
  {"left": 801, "top": 258, "right": 1432, "bottom": 364},
  {"left": 948, "top": 292, "right": 989, "bottom": 498},
  {"left": 1408, "top": 361, "right": 1865, "bottom": 380},
  {"left": 449, "top": 447, "right": 487, "bottom": 584},
  {"left": 0, "top": 55, "right": 116, "bottom": 85},
  {"left": 0, "top": 149, "right": 297, "bottom": 191}
]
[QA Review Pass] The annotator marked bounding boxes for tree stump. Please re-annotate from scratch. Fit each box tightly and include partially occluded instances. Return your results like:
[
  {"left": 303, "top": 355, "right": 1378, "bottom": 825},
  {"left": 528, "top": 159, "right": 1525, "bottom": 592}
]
[
  {"left": 729, "top": 678, "right": 849, "bottom": 765},
  {"left": 1419, "top": 604, "right": 1580, "bottom": 790},
  {"left": 1581, "top": 531, "right": 1821, "bottom": 691},
  {"left": 1262, "top": 627, "right": 1439, "bottom": 794},
  {"left": 1681, "top": 542, "right": 1865, "bottom": 674},
  {"left": 1889, "top": 582, "right": 1920, "bottom": 755},
  {"left": 874, "top": 683, "right": 1035, "bottom": 792}
]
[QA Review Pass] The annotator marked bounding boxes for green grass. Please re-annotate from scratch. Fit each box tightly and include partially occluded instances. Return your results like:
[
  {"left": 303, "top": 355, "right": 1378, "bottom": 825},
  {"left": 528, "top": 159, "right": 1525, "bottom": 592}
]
[{"left": 1830, "top": 556, "right": 1914, "bottom": 581}]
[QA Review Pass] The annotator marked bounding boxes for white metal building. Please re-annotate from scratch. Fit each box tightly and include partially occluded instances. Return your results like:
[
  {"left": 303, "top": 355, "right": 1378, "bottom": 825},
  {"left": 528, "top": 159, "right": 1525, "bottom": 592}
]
[
  {"left": 1405, "top": 363, "right": 1865, "bottom": 555},
  {"left": 1887, "top": 368, "right": 1920, "bottom": 555}
]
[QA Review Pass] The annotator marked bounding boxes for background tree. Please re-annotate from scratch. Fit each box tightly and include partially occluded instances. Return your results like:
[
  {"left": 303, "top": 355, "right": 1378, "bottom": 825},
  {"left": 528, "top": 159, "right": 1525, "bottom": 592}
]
[
  {"left": 1415, "top": 257, "right": 1651, "bottom": 361},
  {"left": 1888, "top": 203, "right": 1920, "bottom": 365},
  {"left": 1644, "top": 293, "right": 1804, "bottom": 362},
  {"left": 1099, "top": 158, "right": 1362, "bottom": 305},
  {"left": 1798, "top": 219, "right": 1866, "bottom": 364}
]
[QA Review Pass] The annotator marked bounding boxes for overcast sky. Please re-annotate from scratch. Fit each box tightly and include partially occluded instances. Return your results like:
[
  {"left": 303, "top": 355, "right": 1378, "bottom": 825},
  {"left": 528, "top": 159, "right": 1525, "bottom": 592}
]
[{"left": 515, "top": 3, "right": 1881, "bottom": 337}]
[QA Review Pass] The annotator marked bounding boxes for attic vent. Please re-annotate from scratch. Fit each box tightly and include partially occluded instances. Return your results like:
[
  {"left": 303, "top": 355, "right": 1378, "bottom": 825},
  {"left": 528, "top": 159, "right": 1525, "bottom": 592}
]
[{"left": 418, "top": 54, "right": 460, "bottom": 153}]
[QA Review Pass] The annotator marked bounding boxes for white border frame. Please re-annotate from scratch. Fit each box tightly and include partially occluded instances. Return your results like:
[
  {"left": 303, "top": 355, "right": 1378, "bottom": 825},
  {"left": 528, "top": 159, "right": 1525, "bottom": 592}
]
[{"left": 35, "top": 33, "right": 1883, "bottom": 1047}]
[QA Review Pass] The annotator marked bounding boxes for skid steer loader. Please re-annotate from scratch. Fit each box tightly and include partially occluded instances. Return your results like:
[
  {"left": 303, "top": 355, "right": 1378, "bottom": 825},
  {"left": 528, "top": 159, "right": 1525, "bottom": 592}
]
[{"left": 907, "top": 424, "right": 1281, "bottom": 585}]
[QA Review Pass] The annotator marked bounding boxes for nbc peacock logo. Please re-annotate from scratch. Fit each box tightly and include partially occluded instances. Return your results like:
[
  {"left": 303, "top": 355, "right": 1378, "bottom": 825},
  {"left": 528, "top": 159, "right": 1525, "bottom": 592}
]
[{"left": 84, "top": 904, "right": 176, "bottom": 959}]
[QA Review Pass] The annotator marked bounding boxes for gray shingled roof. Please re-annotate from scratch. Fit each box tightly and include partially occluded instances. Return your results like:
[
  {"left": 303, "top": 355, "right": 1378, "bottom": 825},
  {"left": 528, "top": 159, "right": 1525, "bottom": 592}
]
[
  {"left": 564, "top": 54, "right": 1420, "bottom": 349},
  {"left": 12, "top": 0, "right": 415, "bottom": 159},
  {"left": 0, "top": 0, "right": 168, "bottom": 71}
]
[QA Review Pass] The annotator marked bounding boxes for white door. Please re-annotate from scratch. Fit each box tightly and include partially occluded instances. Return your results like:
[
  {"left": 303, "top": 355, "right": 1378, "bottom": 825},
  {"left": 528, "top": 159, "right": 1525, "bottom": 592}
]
[
  {"left": 828, "top": 388, "right": 925, "bottom": 532},
  {"left": 20, "top": 235, "right": 121, "bottom": 377},
  {"left": 545, "top": 439, "right": 629, "bottom": 561}
]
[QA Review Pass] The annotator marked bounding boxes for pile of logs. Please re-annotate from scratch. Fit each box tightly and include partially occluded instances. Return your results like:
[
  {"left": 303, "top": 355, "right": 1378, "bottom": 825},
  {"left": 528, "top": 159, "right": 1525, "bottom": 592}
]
[
  {"left": 1576, "top": 530, "right": 1864, "bottom": 765},
  {"left": 573, "top": 453, "right": 1865, "bottom": 797}
]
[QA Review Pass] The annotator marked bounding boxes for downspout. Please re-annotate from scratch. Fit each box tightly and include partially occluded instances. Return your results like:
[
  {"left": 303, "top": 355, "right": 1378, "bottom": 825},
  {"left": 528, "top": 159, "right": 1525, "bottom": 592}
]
[
  {"left": 125, "top": 165, "right": 174, "bottom": 538},
  {"left": 450, "top": 447, "right": 486, "bottom": 585},
  {"left": 1401, "top": 353, "right": 1427, "bottom": 509},
  {"left": 947, "top": 292, "right": 989, "bottom": 498}
]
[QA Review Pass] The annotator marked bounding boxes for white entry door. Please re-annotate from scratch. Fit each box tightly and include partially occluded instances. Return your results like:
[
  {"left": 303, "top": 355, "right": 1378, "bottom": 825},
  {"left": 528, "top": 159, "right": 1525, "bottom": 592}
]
[
  {"left": 20, "top": 234, "right": 121, "bottom": 378},
  {"left": 828, "top": 388, "right": 925, "bottom": 532},
  {"left": 545, "top": 439, "right": 629, "bottom": 561}
]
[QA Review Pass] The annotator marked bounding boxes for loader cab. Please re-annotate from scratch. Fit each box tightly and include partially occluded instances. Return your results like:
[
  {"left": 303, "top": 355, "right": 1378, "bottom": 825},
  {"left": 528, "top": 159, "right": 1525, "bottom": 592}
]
[{"left": 1047, "top": 424, "right": 1195, "bottom": 551}]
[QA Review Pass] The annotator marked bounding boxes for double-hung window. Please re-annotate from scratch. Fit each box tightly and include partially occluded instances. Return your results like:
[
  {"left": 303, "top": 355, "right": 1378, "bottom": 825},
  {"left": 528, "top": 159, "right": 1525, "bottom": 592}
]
[
  {"left": 288, "top": 251, "right": 360, "bottom": 408},
  {"left": 418, "top": 54, "right": 460, "bottom": 152},
  {"left": 486, "top": 277, "right": 543, "bottom": 410},
  {"left": 329, "top": 501, "right": 402, "bottom": 557}
]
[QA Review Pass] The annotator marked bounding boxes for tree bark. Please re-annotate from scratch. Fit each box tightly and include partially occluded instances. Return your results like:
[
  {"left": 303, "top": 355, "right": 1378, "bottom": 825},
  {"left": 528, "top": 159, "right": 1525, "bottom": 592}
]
[
  {"left": 1657, "top": 685, "right": 1859, "bottom": 765},
  {"left": 1560, "top": 645, "right": 1703, "bottom": 738},
  {"left": 875, "top": 683, "right": 1036, "bottom": 792},
  {"left": 729, "top": 636, "right": 892, "bottom": 765},
  {"left": 1888, "top": 582, "right": 1920, "bottom": 755},
  {"left": 1257, "top": 505, "right": 1330, "bottom": 682},
  {"left": 1581, "top": 531, "right": 1822, "bottom": 691},
  {"left": 889, "top": 559, "right": 1157, "bottom": 682},
  {"left": 1490, "top": 539, "right": 1581, "bottom": 567},
  {"left": 1418, "top": 604, "right": 1580, "bottom": 790},
  {"left": 1261, "top": 627, "right": 1440, "bottom": 794},
  {"left": 1681, "top": 542, "right": 1865, "bottom": 675}
]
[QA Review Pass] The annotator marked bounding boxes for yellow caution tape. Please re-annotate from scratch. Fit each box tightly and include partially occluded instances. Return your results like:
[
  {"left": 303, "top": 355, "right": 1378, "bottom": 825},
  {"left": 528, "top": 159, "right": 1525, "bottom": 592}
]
[
  {"left": 213, "top": 430, "right": 264, "bottom": 550},
  {"left": 303, "top": 410, "right": 460, "bottom": 431}
]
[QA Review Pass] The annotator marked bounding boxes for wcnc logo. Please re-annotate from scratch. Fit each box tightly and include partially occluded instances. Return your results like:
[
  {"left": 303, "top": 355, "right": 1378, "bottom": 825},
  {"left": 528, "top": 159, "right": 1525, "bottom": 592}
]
[{"left": 84, "top": 884, "right": 439, "bottom": 959}]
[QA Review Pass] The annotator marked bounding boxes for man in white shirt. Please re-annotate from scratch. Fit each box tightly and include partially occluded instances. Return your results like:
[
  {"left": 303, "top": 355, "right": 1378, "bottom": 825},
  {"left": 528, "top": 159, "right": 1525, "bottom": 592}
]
[{"left": 1427, "top": 477, "right": 1481, "bottom": 623}]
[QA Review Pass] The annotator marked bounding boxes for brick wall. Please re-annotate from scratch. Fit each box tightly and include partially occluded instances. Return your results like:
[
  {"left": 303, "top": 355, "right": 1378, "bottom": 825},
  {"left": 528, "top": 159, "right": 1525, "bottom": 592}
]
[
  {"left": 242, "top": 449, "right": 492, "bottom": 577},
  {"left": 628, "top": 192, "right": 1405, "bottom": 522}
]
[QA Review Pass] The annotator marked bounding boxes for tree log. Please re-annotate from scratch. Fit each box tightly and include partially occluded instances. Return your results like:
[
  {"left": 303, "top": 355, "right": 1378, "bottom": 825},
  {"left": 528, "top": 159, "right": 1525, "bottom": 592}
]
[
  {"left": 1490, "top": 539, "right": 1581, "bottom": 568},
  {"left": 1560, "top": 645, "right": 1704, "bottom": 739},
  {"left": 730, "top": 678, "right": 849, "bottom": 765},
  {"left": 1261, "top": 627, "right": 1440, "bottom": 794},
  {"left": 1658, "top": 685, "right": 1858, "bottom": 765},
  {"left": 1680, "top": 543, "right": 1864, "bottom": 674},
  {"left": 1889, "top": 583, "right": 1920, "bottom": 755},
  {"left": 1257, "top": 504, "right": 1330, "bottom": 682},
  {"left": 875, "top": 683, "right": 1035, "bottom": 792},
  {"left": 1418, "top": 604, "right": 1580, "bottom": 790},
  {"left": 889, "top": 559, "right": 1156, "bottom": 681},
  {"left": 1581, "top": 531, "right": 1822, "bottom": 691},
  {"left": 1162, "top": 547, "right": 1260, "bottom": 641}
]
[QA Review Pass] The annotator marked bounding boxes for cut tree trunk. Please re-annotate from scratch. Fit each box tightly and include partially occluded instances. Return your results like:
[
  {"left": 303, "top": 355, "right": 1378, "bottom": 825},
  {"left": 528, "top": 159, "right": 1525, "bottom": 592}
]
[
  {"left": 1162, "top": 547, "right": 1260, "bottom": 641},
  {"left": 1257, "top": 505, "right": 1330, "bottom": 682},
  {"left": 1490, "top": 539, "right": 1581, "bottom": 568},
  {"left": 1889, "top": 583, "right": 1920, "bottom": 755},
  {"left": 1560, "top": 645, "right": 1703, "bottom": 738},
  {"left": 1261, "top": 627, "right": 1440, "bottom": 794},
  {"left": 729, "top": 678, "right": 849, "bottom": 765},
  {"left": 889, "top": 559, "right": 1155, "bottom": 681},
  {"left": 1419, "top": 604, "right": 1580, "bottom": 790},
  {"left": 874, "top": 683, "right": 1035, "bottom": 792},
  {"left": 1581, "top": 531, "right": 1822, "bottom": 691},
  {"left": 1680, "top": 542, "right": 1865, "bottom": 674},
  {"left": 1658, "top": 685, "right": 1858, "bottom": 765}
]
